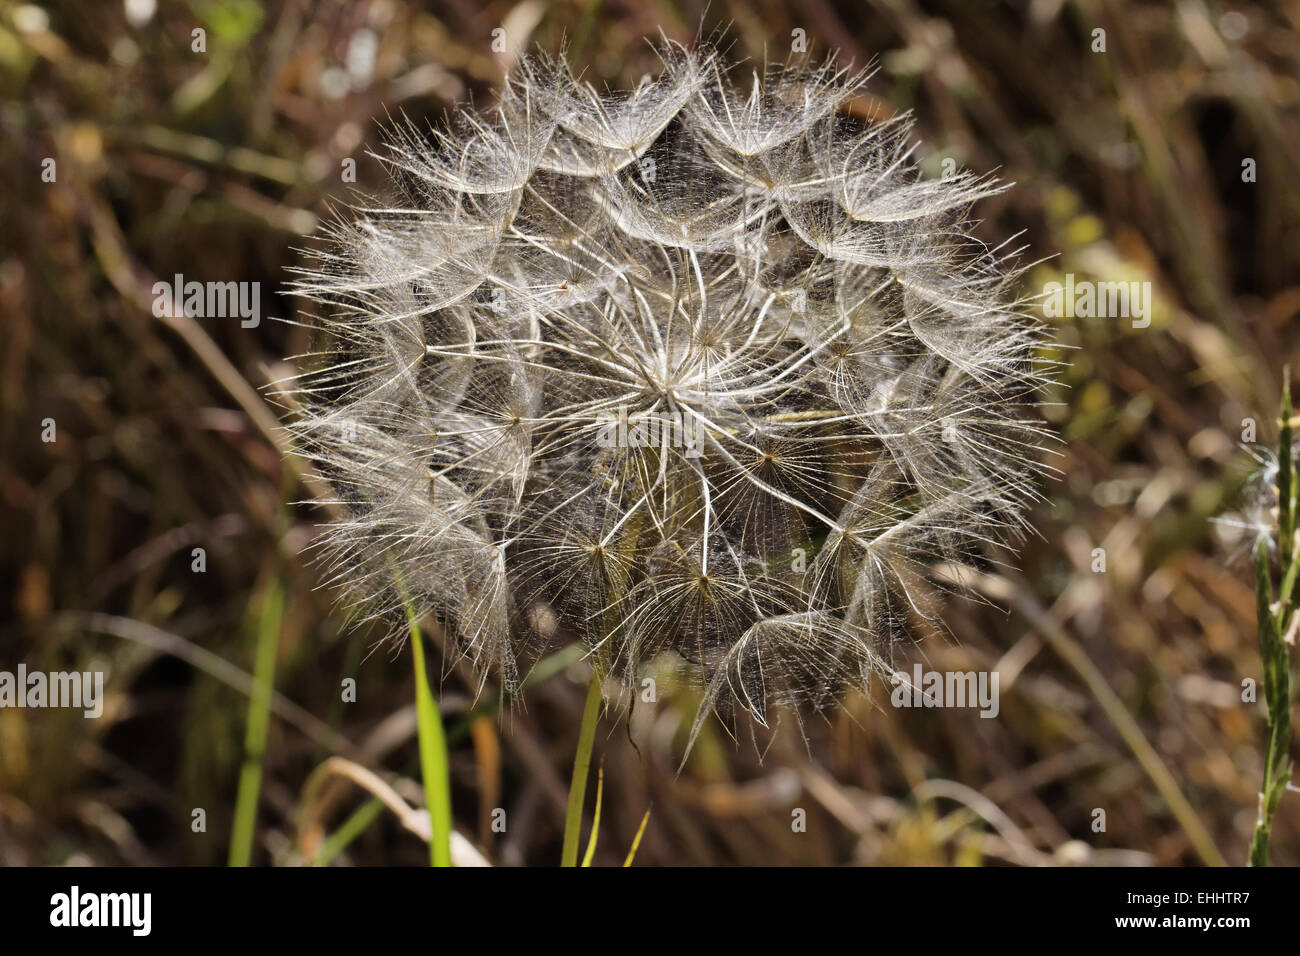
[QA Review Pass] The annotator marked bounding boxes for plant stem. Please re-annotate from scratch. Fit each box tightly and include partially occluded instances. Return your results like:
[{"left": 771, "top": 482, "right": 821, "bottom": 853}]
[
  {"left": 1249, "top": 539, "right": 1292, "bottom": 865},
  {"left": 408, "top": 606, "right": 454, "bottom": 867},
  {"left": 560, "top": 671, "right": 603, "bottom": 867},
  {"left": 623, "top": 806, "right": 652, "bottom": 867},
  {"left": 559, "top": 460, "right": 643, "bottom": 867},
  {"left": 1249, "top": 371, "right": 1296, "bottom": 866},
  {"left": 312, "top": 798, "right": 384, "bottom": 866},
  {"left": 580, "top": 763, "right": 604, "bottom": 866},
  {"left": 228, "top": 577, "right": 283, "bottom": 867}
]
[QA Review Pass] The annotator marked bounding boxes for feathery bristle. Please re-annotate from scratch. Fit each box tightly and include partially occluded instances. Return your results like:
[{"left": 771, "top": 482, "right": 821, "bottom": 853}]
[{"left": 284, "top": 41, "right": 1054, "bottom": 745}]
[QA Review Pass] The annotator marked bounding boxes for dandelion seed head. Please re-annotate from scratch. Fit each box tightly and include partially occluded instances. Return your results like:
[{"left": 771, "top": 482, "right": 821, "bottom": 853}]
[{"left": 286, "top": 41, "right": 1054, "bottom": 744}]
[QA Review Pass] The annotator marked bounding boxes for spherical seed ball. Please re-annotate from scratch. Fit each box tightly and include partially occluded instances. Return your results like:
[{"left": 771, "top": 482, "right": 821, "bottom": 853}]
[{"left": 288, "top": 43, "right": 1053, "bottom": 738}]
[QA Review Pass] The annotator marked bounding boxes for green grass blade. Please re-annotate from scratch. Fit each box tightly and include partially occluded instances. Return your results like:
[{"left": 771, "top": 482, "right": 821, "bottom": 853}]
[
  {"left": 1250, "top": 523, "right": 1294, "bottom": 865},
  {"left": 623, "top": 806, "right": 652, "bottom": 867},
  {"left": 312, "top": 798, "right": 384, "bottom": 866},
  {"left": 407, "top": 604, "right": 454, "bottom": 867},
  {"left": 561, "top": 672, "right": 603, "bottom": 867},
  {"left": 228, "top": 577, "right": 284, "bottom": 867},
  {"left": 580, "top": 762, "right": 604, "bottom": 867}
]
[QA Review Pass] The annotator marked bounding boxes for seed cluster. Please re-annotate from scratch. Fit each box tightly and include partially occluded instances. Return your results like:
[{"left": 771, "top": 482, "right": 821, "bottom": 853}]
[{"left": 288, "top": 44, "right": 1052, "bottom": 740}]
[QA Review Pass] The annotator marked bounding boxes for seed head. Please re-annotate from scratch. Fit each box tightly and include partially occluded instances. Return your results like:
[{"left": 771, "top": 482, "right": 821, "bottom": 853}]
[{"left": 287, "top": 43, "right": 1054, "bottom": 741}]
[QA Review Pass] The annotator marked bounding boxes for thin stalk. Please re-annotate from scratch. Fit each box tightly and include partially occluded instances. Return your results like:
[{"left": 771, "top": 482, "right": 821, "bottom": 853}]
[
  {"left": 1250, "top": 373, "right": 1296, "bottom": 865},
  {"left": 408, "top": 605, "right": 454, "bottom": 867},
  {"left": 1249, "top": 538, "right": 1291, "bottom": 866},
  {"left": 560, "top": 463, "right": 644, "bottom": 867},
  {"left": 623, "top": 806, "right": 652, "bottom": 867},
  {"left": 228, "top": 577, "right": 284, "bottom": 867},
  {"left": 580, "top": 763, "right": 605, "bottom": 866},
  {"left": 560, "top": 671, "right": 604, "bottom": 867},
  {"left": 312, "top": 798, "right": 384, "bottom": 866}
]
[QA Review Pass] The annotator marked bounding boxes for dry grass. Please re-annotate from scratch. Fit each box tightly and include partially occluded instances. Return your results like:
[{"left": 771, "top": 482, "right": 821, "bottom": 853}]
[{"left": 1, "top": 0, "right": 1298, "bottom": 866}]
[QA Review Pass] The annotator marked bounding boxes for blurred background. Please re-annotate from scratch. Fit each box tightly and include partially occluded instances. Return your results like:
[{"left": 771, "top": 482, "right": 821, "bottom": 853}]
[{"left": 1, "top": 0, "right": 1298, "bottom": 866}]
